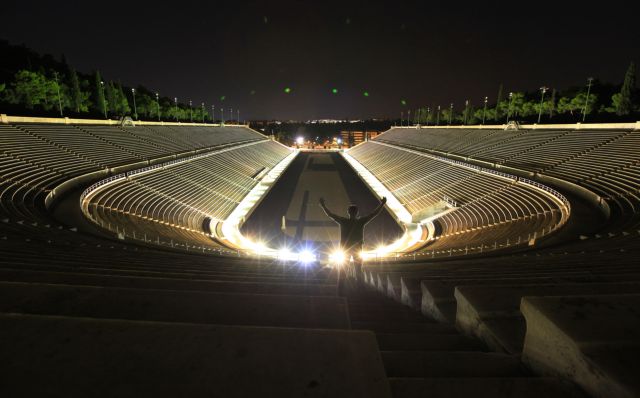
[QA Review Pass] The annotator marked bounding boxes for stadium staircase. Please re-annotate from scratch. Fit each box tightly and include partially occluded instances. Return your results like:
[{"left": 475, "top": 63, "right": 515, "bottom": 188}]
[{"left": 345, "top": 286, "right": 585, "bottom": 397}]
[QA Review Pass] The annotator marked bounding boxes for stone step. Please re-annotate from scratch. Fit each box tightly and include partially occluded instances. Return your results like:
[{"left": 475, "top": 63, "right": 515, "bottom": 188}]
[
  {"left": 0, "top": 254, "right": 327, "bottom": 275},
  {"left": 348, "top": 310, "right": 431, "bottom": 323},
  {"left": 375, "top": 333, "right": 485, "bottom": 351},
  {"left": 0, "top": 312, "right": 391, "bottom": 398},
  {"left": 388, "top": 377, "right": 586, "bottom": 398},
  {"left": 0, "top": 268, "right": 338, "bottom": 296},
  {"left": 0, "top": 263, "right": 332, "bottom": 284},
  {"left": 0, "top": 281, "right": 349, "bottom": 329},
  {"left": 522, "top": 294, "right": 640, "bottom": 398},
  {"left": 454, "top": 282, "right": 640, "bottom": 353},
  {"left": 351, "top": 321, "right": 457, "bottom": 334},
  {"left": 421, "top": 274, "right": 639, "bottom": 323},
  {"left": 381, "top": 351, "right": 525, "bottom": 378}
]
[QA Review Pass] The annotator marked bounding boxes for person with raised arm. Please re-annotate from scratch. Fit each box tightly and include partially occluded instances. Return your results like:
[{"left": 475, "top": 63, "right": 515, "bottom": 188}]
[{"left": 319, "top": 196, "right": 387, "bottom": 283}]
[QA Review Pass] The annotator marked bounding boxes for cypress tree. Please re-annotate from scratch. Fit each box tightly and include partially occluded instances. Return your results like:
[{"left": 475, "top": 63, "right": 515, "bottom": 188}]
[
  {"left": 116, "top": 82, "right": 130, "bottom": 115},
  {"left": 616, "top": 62, "right": 636, "bottom": 116},
  {"left": 105, "top": 81, "right": 117, "bottom": 114},
  {"left": 93, "top": 71, "right": 106, "bottom": 117},
  {"left": 67, "top": 65, "right": 82, "bottom": 113}
]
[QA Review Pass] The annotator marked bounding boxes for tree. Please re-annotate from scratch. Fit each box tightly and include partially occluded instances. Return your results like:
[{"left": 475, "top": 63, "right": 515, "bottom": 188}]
[
  {"left": 615, "top": 62, "right": 636, "bottom": 115},
  {"left": 115, "top": 82, "right": 131, "bottom": 115},
  {"left": 67, "top": 65, "right": 84, "bottom": 113},
  {"left": 104, "top": 81, "right": 117, "bottom": 115},
  {"left": 557, "top": 92, "right": 598, "bottom": 117},
  {"left": 549, "top": 88, "right": 557, "bottom": 118},
  {"left": 8, "top": 70, "right": 59, "bottom": 110}
]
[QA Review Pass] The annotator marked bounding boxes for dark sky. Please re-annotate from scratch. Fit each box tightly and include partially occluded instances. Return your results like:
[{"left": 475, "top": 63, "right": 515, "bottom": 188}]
[{"left": 3, "top": 0, "right": 638, "bottom": 120}]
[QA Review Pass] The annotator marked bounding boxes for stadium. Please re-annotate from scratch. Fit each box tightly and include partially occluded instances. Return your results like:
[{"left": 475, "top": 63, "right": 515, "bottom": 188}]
[{"left": 1, "top": 114, "right": 638, "bottom": 397}]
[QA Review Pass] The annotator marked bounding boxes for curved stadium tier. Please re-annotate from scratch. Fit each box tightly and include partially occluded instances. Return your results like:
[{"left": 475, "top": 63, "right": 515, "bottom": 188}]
[{"left": 1, "top": 117, "right": 639, "bottom": 398}]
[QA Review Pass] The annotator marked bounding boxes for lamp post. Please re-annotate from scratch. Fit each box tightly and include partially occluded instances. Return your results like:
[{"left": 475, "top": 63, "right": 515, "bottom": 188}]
[
  {"left": 174, "top": 97, "right": 179, "bottom": 122},
  {"left": 408, "top": 109, "right": 411, "bottom": 126},
  {"left": 53, "top": 71, "right": 63, "bottom": 117},
  {"left": 426, "top": 107, "right": 430, "bottom": 126},
  {"left": 538, "top": 86, "right": 548, "bottom": 124},
  {"left": 131, "top": 88, "right": 138, "bottom": 120},
  {"left": 189, "top": 100, "right": 193, "bottom": 123},
  {"left": 221, "top": 108, "right": 224, "bottom": 124},
  {"left": 400, "top": 111, "right": 403, "bottom": 126},
  {"left": 482, "top": 96, "right": 488, "bottom": 125},
  {"left": 448, "top": 103, "right": 453, "bottom": 125},
  {"left": 237, "top": 109, "right": 240, "bottom": 125},
  {"left": 201, "top": 102, "right": 205, "bottom": 123},
  {"left": 582, "top": 77, "right": 594, "bottom": 122},
  {"left": 230, "top": 108, "right": 233, "bottom": 124},
  {"left": 155, "top": 92, "right": 160, "bottom": 121},
  {"left": 506, "top": 92, "right": 514, "bottom": 123},
  {"left": 101, "top": 81, "right": 107, "bottom": 119},
  {"left": 211, "top": 105, "right": 215, "bottom": 123},
  {"left": 436, "top": 105, "right": 441, "bottom": 125}
]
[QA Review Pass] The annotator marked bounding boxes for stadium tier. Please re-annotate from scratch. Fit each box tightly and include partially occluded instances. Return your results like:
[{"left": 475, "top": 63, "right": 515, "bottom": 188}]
[
  {"left": 376, "top": 127, "right": 640, "bottom": 218},
  {"left": 1, "top": 119, "right": 639, "bottom": 397},
  {"left": 347, "top": 141, "right": 568, "bottom": 254},
  {"left": 83, "top": 140, "right": 291, "bottom": 252}
]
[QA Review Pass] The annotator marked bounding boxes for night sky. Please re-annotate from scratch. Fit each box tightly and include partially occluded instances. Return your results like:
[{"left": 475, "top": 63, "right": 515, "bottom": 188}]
[{"left": 3, "top": 1, "right": 638, "bottom": 120}]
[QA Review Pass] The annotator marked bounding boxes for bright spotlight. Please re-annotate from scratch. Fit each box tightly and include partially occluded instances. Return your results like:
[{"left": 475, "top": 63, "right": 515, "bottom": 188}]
[
  {"left": 296, "top": 136, "right": 304, "bottom": 145},
  {"left": 329, "top": 250, "right": 346, "bottom": 264},
  {"left": 336, "top": 138, "right": 342, "bottom": 144},
  {"left": 277, "top": 247, "right": 292, "bottom": 261},
  {"left": 253, "top": 241, "right": 268, "bottom": 254},
  {"left": 298, "top": 250, "right": 316, "bottom": 263}
]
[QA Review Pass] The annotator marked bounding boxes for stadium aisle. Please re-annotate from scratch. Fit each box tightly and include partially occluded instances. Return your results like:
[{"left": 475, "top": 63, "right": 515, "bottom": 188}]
[{"left": 242, "top": 152, "right": 402, "bottom": 253}]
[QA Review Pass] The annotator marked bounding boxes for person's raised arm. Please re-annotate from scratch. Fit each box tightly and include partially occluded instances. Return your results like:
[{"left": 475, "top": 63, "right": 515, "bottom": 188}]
[
  {"left": 362, "top": 196, "right": 388, "bottom": 222},
  {"left": 319, "top": 198, "right": 341, "bottom": 221}
]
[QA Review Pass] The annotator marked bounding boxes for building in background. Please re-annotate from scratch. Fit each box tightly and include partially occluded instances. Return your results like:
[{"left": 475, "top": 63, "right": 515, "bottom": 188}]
[{"left": 339, "top": 131, "right": 380, "bottom": 148}]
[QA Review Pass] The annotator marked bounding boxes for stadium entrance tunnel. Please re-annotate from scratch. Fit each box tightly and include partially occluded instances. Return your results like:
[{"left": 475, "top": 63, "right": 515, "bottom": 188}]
[{"left": 222, "top": 151, "right": 421, "bottom": 263}]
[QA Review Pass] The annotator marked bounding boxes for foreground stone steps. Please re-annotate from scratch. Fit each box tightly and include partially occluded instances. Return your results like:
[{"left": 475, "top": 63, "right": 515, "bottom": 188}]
[
  {"left": 388, "top": 377, "right": 585, "bottom": 398},
  {"left": 454, "top": 282, "right": 640, "bottom": 353},
  {"left": 0, "top": 262, "right": 332, "bottom": 284},
  {"left": 381, "top": 351, "right": 525, "bottom": 378},
  {"left": 0, "top": 268, "right": 338, "bottom": 296},
  {"left": 522, "top": 294, "right": 640, "bottom": 398},
  {"left": 348, "top": 309, "right": 432, "bottom": 323},
  {"left": 376, "top": 332, "right": 485, "bottom": 352},
  {"left": 0, "top": 312, "right": 390, "bottom": 398},
  {"left": 420, "top": 274, "right": 640, "bottom": 322},
  {"left": 0, "top": 281, "right": 349, "bottom": 329},
  {"left": 350, "top": 282, "right": 588, "bottom": 397},
  {"left": 351, "top": 321, "right": 457, "bottom": 334}
]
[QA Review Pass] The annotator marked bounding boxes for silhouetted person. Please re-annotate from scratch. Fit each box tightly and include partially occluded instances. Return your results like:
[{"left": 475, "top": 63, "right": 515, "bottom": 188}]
[{"left": 319, "top": 197, "right": 387, "bottom": 283}]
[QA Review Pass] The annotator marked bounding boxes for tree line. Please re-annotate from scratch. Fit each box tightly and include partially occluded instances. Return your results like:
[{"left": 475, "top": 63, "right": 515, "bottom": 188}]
[
  {"left": 0, "top": 40, "right": 214, "bottom": 122},
  {"left": 405, "top": 63, "right": 637, "bottom": 125}
]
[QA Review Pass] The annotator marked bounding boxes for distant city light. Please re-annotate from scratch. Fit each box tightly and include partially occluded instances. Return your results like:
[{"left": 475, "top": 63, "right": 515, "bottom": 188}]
[
  {"left": 336, "top": 138, "right": 342, "bottom": 144},
  {"left": 332, "top": 88, "right": 338, "bottom": 94},
  {"left": 220, "top": 95, "right": 226, "bottom": 101},
  {"left": 296, "top": 136, "right": 304, "bottom": 145},
  {"left": 401, "top": 99, "right": 407, "bottom": 105},
  {"left": 284, "top": 87, "right": 292, "bottom": 94},
  {"left": 363, "top": 91, "right": 370, "bottom": 97}
]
